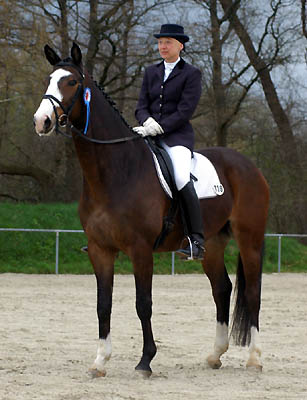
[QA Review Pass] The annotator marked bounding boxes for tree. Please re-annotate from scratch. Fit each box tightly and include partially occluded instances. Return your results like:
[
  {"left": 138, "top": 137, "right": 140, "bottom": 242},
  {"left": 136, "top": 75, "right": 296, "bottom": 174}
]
[
  {"left": 218, "top": 0, "right": 300, "bottom": 164},
  {"left": 192, "top": 0, "right": 259, "bottom": 146}
]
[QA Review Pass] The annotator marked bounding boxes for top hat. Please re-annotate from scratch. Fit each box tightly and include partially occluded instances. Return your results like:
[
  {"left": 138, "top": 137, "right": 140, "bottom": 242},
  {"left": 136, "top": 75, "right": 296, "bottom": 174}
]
[{"left": 154, "top": 24, "right": 189, "bottom": 43}]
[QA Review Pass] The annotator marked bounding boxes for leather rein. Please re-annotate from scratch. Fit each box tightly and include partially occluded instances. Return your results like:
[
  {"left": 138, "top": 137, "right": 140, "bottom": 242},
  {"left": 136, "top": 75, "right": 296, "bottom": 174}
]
[{"left": 43, "top": 63, "right": 140, "bottom": 144}]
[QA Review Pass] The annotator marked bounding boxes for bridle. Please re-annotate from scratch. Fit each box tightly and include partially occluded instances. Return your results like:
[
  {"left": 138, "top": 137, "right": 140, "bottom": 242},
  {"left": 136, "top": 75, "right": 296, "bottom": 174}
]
[
  {"left": 43, "top": 62, "right": 141, "bottom": 144},
  {"left": 43, "top": 81, "right": 83, "bottom": 138}
]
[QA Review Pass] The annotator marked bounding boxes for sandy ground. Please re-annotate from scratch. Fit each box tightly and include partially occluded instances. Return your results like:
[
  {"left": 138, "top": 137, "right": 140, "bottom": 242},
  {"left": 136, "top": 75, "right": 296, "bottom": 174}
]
[{"left": 0, "top": 273, "right": 307, "bottom": 400}]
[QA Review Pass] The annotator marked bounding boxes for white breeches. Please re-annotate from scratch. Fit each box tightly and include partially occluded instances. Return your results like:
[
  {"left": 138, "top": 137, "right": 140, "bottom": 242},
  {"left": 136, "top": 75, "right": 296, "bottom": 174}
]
[{"left": 160, "top": 141, "right": 192, "bottom": 191}]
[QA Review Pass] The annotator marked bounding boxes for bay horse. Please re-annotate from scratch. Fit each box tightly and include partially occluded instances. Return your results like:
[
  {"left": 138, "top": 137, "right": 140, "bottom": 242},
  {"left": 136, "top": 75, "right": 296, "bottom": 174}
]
[{"left": 33, "top": 43, "right": 269, "bottom": 377}]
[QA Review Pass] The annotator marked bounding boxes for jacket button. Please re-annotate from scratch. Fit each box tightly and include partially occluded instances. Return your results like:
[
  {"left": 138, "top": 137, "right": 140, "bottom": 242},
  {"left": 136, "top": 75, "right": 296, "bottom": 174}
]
[
  {"left": 160, "top": 104, "right": 162, "bottom": 107},
  {"left": 161, "top": 85, "right": 164, "bottom": 89},
  {"left": 160, "top": 95, "right": 163, "bottom": 98}
]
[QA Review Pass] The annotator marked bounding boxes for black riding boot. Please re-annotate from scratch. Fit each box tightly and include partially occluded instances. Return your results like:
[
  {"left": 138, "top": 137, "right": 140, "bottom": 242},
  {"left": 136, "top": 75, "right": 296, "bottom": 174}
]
[{"left": 176, "top": 181, "right": 205, "bottom": 260}]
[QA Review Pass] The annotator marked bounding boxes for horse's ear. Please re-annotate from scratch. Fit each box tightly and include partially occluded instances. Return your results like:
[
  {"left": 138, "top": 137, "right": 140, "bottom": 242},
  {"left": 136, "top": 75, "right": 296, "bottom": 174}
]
[
  {"left": 44, "top": 45, "right": 61, "bottom": 66},
  {"left": 71, "top": 42, "right": 82, "bottom": 66}
]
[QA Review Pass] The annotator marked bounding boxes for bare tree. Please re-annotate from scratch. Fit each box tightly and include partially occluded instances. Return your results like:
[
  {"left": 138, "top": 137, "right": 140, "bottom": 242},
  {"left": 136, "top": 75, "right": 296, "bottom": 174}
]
[
  {"left": 218, "top": 0, "right": 300, "bottom": 165},
  {"left": 194, "top": 0, "right": 259, "bottom": 146}
]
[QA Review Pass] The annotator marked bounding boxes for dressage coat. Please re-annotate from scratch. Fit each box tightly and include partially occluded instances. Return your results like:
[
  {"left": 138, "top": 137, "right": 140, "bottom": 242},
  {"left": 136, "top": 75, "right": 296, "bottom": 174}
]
[{"left": 135, "top": 58, "right": 202, "bottom": 152}]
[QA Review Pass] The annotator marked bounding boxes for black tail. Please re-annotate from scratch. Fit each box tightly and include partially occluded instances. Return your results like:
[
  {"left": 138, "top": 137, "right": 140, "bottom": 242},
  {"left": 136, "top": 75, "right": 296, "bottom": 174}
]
[{"left": 230, "top": 243, "right": 264, "bottom": 347}]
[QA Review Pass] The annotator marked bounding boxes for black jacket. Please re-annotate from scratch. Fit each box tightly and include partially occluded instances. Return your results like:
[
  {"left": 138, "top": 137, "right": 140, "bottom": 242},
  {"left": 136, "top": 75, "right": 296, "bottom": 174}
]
[{"left": 135, "top": 58, "right": 202, "bottom": 151}]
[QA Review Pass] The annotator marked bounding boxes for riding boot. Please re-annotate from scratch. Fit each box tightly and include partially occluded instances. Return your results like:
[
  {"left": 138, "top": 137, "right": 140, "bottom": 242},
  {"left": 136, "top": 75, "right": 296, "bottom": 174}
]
[{"left": 176, "top": 181, "right": 205, "bottom": 260}]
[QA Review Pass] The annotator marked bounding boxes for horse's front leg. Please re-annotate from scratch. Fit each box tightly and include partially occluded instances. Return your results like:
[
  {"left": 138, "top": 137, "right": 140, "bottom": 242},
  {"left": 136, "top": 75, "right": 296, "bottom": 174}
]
[
  {"left": 131, "top": 249, "right": 157, "bottom": 378},
  {"left": 88, "top": 244, "right": 116, "bottom": 377}
]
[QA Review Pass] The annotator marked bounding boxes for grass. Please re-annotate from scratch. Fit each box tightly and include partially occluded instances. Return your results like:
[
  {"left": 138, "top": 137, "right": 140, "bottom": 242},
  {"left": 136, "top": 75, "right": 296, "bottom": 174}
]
[{"left": 0, "top": 202, "right": 306, "bottom": 274}]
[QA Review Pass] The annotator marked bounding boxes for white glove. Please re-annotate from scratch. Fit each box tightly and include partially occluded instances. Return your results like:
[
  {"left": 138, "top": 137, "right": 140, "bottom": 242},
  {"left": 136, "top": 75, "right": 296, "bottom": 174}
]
[
  {"left": 133, "top": 117, "right": 164, "bottom": 137},
  {"left": 133, "top": 126, "right": 148, "bottom": 137},
  {"left": 143, "top": 117, "right": 164, "bottom": 135}
]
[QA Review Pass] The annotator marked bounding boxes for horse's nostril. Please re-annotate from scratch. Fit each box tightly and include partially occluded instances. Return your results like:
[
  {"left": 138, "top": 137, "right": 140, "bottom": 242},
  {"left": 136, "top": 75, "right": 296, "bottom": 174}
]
[
  {"left": 44, "top": 116, "right": 51, "bottom": 131},
  {"left": 33, "top": 117, "right": 36, "bottom": 127}
]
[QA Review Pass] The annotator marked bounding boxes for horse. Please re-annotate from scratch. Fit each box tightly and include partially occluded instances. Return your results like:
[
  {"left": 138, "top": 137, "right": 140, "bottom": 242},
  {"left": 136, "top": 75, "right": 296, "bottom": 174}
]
[{"left": 33, "top": 43, "right": 269, "bottom": 377}]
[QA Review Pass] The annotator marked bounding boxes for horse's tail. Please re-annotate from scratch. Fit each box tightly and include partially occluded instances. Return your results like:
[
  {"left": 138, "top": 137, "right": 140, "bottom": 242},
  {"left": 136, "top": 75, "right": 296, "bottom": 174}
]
[{"left": 230, "top": 242, "right": 264, "bottom": 347}]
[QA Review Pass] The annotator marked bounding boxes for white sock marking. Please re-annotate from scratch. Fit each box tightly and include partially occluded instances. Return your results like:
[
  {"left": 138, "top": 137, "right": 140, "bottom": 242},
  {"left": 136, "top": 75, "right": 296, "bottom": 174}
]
[
  {"left": 93, "top": 334, "right": 112, "bottom": 372},
  {"left": 249, "top": 326, "right": 261, "bottom": 357},
  {"left": 213, "top": 322, "right": 229, "bottom": 357}
]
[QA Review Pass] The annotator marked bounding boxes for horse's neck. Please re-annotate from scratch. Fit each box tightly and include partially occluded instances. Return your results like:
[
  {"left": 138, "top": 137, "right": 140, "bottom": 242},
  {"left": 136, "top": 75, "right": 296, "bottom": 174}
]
[{"left": 73, "top": 85, "right": 152, "bottom": 203}]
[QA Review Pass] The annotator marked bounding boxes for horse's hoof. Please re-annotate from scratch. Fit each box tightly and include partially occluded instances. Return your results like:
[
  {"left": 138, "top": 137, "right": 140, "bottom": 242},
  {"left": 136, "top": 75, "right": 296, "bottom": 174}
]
[
  {"left": 207, "top": 355, "right": 222, "bottom": 369},
  {"left": 135, "top": 368, "right": 152, "bottom": 379},
  {"left": 135, "top": 363, "right": 152, "bottom": 379},
  {"left": 89, "top": 367, "right": 107, "bottom": 378},
  {"left": 246, "top": 362, "right": 263, "bottom": 372}
]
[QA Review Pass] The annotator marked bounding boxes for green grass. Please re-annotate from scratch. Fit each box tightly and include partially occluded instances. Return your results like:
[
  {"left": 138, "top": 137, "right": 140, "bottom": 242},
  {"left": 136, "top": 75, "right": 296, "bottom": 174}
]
[{"left": 0, "top": 202, "right": 306, "bottom": 274}]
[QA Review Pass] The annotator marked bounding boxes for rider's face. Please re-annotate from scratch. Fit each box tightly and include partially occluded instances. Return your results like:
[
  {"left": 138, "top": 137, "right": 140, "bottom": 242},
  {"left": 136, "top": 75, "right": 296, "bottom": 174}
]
[{"left": 158, "top": 37, "right": 183, "bottom": 63}]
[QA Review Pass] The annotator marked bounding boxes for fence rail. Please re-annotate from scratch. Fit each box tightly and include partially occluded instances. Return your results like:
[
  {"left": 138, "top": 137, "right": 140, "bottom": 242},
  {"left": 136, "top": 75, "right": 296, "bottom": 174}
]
[
  {"left": 0, "top": 228, "right": 84, "bottom": 274},
  {"left": 0, "top": 228, "right": 306, "bottom": 274},
  {"left": 265, "top": 233, "right": 307, "bottom": 273}
]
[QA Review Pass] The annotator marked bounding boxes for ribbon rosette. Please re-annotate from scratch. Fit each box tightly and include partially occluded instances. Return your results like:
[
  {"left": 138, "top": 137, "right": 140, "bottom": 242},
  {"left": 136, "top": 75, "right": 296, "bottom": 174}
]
[{"left": 83, "top": 87, "right": 91, "bottom": 134}]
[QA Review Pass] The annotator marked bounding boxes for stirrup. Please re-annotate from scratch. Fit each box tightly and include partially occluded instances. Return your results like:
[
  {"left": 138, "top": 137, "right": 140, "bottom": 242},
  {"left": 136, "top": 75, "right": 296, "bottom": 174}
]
[
  {"left": 176, "top": 237, "right": 205, "bottom": 261},
  {"left": 186, "top": 236, "right": 194, "bottom": 260}
]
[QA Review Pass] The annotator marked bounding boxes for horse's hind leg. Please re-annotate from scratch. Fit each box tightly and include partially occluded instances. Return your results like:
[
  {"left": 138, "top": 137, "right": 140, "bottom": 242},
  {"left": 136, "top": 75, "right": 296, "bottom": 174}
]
[
  {"left": 202, "top": 235, "right": 232, "bottom": 369},
  {"left": 130, "top": 245, "right": 157, "bottom": 378},
  {"left": 87, "top": 243, "right": 116, "bottom": 377},
  {"left": 231, "top": 226, "right": 264, "bottom": 370}
]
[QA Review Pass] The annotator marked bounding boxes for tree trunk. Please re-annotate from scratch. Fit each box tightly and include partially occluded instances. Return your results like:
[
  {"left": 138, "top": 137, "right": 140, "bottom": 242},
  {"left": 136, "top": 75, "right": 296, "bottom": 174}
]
[
  {"left": 85, "top": 0, "right": 99, "bottom": 76},
  {"left": 58, "top": 0, "right": 69, "bottom": 58},
  {"left": 210, "top": 0, "right": 228, "bottom": 146},
  {"left": 117, "top": 1, "right": 134, "bottom": 111}
]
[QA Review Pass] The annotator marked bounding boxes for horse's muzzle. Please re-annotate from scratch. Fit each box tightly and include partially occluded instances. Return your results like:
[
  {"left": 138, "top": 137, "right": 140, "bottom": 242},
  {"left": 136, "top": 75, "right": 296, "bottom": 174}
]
[{"left": 33, "top": 114, "right": 54, "bottom": 135}]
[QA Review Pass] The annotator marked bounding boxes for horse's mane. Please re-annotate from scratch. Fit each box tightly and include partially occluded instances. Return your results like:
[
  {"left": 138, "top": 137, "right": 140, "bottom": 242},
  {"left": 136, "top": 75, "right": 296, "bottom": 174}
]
[{"left": 93, "top": 80, "right": 134, "bottom": 132}]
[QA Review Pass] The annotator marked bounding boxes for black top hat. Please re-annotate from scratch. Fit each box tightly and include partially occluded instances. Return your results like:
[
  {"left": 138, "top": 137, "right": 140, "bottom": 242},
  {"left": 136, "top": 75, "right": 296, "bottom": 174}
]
[{"left": 154, "top": 24, "right": 189, "bottom": 43}]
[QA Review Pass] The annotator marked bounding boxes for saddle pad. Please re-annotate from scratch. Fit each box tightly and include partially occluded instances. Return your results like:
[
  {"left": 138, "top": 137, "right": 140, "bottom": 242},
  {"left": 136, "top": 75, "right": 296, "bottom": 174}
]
[{"left": 152, "top": 151, "right": 224, "bottom": 199}]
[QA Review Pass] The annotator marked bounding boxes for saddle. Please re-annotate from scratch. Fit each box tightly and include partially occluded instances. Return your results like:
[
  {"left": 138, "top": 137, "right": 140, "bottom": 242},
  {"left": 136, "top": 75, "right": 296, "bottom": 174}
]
[{"left": 145, "top": 137, "right": 225, "bottom": 250}]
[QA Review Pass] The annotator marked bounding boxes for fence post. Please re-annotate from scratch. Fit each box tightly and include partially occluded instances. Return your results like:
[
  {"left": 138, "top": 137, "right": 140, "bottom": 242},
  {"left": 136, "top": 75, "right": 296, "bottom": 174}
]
[
  {"left": 55, "top": 231, "right": 59, "bottom": 274},
  {"left": 278, "top": 235, "right": 282, "bottom": 273},
  {"left": 172, "top": 252, "right": 175, "bottom": 275}
]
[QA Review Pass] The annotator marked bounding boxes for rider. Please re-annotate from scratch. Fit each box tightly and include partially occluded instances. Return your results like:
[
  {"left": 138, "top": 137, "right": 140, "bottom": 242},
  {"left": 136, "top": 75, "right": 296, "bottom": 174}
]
[{"left": 134, "top": 24, "right": 204, "bottom": 260}]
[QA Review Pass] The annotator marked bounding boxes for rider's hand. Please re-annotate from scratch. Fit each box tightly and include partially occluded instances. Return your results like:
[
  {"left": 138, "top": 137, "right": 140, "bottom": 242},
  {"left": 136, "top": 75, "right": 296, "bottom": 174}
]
[
  {"left": 133, "top": 117, "right": 164, "bottom": 137},
  {"left": 143, "top": 117, "right": 164, "bottom": 135},
  {"left": 133, "top": 126, "right": 148, "bottom": 137}
]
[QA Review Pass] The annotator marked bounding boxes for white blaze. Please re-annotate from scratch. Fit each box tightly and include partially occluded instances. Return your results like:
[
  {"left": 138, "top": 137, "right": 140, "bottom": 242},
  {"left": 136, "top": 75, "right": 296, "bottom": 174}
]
[{"left": 34, "top": 69, "right": 72, "bottom": 134}]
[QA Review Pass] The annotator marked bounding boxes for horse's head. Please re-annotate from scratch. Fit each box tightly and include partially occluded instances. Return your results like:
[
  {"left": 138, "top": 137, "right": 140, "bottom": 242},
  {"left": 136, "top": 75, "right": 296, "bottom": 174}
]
[{"left": 33, "top": 43, "right": 84, "bottom": 135}]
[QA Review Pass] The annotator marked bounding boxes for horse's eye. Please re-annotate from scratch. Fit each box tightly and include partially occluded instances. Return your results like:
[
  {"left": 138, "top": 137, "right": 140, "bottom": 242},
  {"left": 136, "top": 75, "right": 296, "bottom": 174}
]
[{"left": 68, "top": 79, "right": 77, "bottom": 86}]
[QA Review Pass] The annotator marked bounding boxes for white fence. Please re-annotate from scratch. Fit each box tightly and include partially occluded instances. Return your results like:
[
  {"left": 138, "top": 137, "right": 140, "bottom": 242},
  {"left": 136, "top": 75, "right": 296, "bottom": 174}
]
[{"left": 0, "top": 228, "right": 306, "bottom": 274}]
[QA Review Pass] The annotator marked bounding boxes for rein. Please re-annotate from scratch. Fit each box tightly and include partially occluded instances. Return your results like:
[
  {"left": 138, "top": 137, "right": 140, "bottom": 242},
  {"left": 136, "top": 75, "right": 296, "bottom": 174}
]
[
  {"left": 71, "top": 126, "right": 141, "bottom": 144},
  {"left": 44, "top": 64, "right": 141, "bottom": 145}
]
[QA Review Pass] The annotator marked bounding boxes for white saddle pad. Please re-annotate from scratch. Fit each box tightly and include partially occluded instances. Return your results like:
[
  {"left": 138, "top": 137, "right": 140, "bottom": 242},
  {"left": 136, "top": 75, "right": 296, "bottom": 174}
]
[{"left": 152, "top": 151, "right": 224, "bottom": 199}]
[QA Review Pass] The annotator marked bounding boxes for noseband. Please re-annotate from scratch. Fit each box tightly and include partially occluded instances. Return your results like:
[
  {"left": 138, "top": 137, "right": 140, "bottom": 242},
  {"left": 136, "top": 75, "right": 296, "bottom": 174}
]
[{"left": 43, "top": 63, "right": 140, "bottom": 144}]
